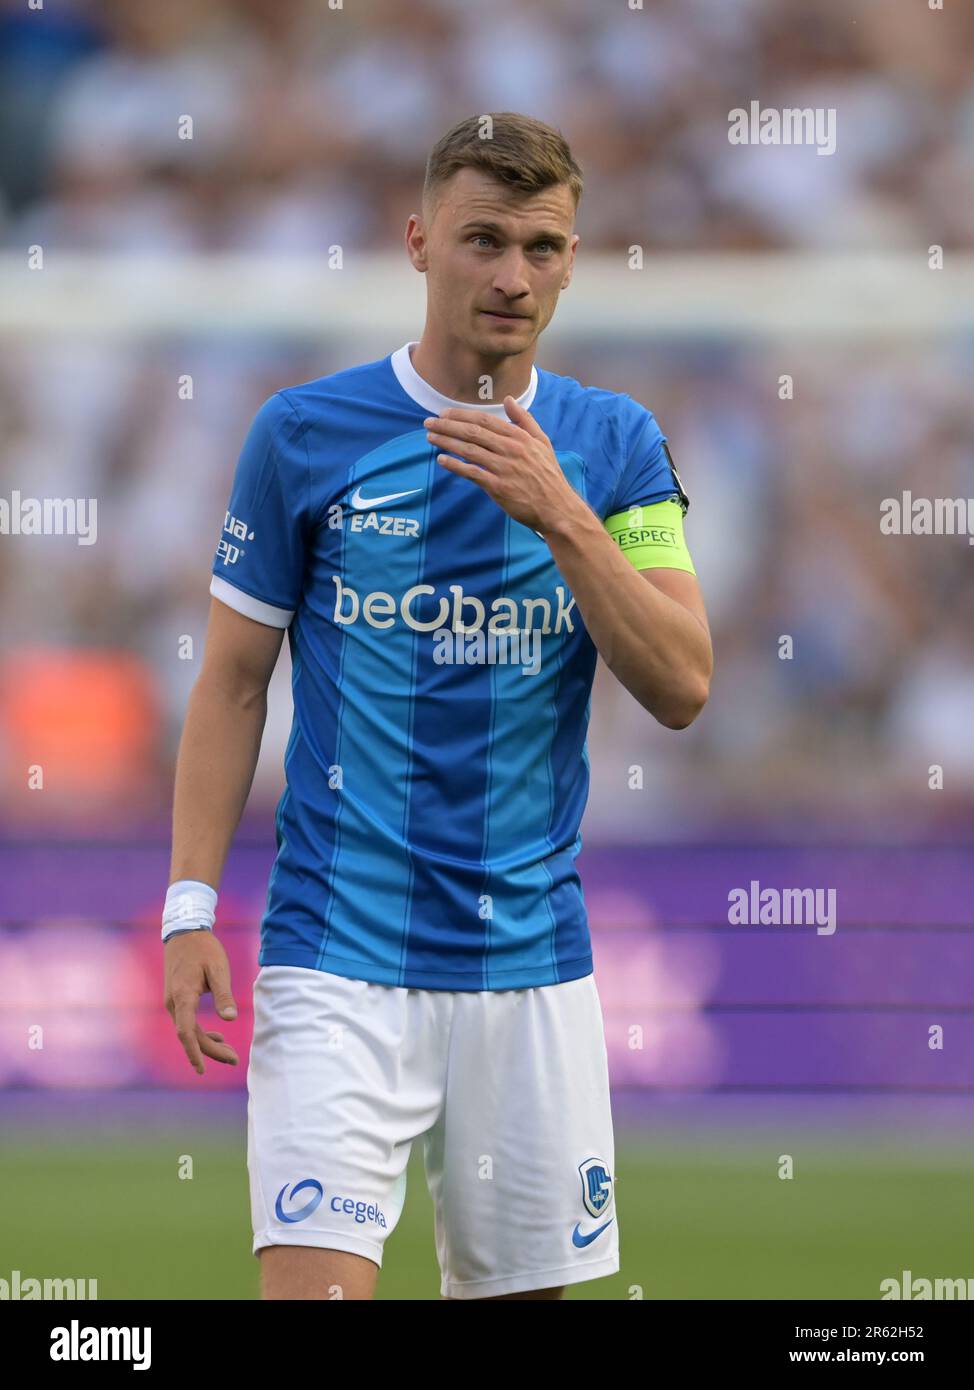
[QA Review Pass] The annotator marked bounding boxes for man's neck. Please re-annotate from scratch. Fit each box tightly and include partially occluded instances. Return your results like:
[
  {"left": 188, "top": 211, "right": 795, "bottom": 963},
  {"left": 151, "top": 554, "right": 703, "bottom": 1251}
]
[{"left": 409, "top": 332, "right": 534, "bottom": 404}]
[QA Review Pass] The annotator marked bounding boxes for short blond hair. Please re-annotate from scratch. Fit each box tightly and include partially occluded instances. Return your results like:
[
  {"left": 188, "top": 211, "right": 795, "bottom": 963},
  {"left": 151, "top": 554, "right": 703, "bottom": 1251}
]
[{"left": 423, "top": 112, "right": 583, "bottom": 214}]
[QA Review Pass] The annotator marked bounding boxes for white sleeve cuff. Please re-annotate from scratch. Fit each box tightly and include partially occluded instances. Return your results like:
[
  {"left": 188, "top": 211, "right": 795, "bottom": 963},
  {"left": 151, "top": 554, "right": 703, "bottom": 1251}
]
[{"left": 210, "top": 575, "right": 294, "bottom": 628}]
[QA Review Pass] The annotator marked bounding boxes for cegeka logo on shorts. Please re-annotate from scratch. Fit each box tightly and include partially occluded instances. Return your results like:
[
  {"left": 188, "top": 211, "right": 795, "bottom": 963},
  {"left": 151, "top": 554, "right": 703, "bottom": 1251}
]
[
  {"left": 275, "top": 1179, "right": 324, "bottom": 1223},
  {"left": 275, "top": 1179, "right": 387, "bottom": 1229}
]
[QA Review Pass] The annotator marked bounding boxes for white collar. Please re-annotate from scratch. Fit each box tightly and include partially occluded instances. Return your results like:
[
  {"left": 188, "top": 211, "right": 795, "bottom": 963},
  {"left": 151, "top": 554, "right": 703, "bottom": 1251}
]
[{"left": 391, "top": 340, "right": 538, "bottom": 416}]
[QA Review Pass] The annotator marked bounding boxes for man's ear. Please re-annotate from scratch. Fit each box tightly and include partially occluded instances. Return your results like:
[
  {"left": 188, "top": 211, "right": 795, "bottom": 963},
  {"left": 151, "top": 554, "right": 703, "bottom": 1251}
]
[{"left": 405, "top": 214, "right": 428, "bottom": 272}]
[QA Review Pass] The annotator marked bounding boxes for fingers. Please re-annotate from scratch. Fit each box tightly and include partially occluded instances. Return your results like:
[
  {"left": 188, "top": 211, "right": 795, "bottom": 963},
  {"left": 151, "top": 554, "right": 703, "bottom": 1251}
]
[
  {"left": 435, "top": 455, "right": 498, "bottom": 492},
  {"left": 430, "top": 434, "right": 504, "bottom": 472},
  {"left": 166, "top": 937, "right": 240, "bottom": 1075},
  {"left": 503, "top": 396, "right": 548, "bottom": 438},
  {"left": 171, "top": 994, "right": 206, "bottom": 1075},
  {"left": 426, "top": 402, "right": 549, "bottom": 446},
  {"left": 205, "top": 958, "right": 238, "bottom": 1021},
  {"left": 425, "top": 408, "right": 521, "bottom": 439},
  {"left": 198, "top": 1027, "right": 239, "bottom": 1067},
  {"left": 426, "top": 418, "right": 513, "bottom": 471}
]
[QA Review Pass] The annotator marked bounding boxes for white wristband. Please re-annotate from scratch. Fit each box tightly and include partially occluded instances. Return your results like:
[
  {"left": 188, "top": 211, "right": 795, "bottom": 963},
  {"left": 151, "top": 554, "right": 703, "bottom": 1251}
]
[{"left": 162, "top": 880, "right": 218, "bottom": 943}]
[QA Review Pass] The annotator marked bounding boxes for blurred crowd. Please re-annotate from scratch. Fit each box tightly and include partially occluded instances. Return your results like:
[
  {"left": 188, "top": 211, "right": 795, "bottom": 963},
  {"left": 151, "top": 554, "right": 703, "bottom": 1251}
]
[
  {"left": 1, "top": 0, "right": 973, "bottom": 252},
  {"left": 1, "top": 0, "right": 973, "bottom": 839}
]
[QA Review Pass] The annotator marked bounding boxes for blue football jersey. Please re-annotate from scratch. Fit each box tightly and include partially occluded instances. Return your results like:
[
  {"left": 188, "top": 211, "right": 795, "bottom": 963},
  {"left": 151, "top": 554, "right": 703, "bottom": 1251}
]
[{"left": 210, "top": 342, "right": 686, "bottom": 989}]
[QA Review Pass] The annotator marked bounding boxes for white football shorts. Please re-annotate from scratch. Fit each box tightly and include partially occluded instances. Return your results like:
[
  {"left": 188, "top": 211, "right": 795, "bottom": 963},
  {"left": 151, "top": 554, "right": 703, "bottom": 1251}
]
[{"left": 247, "top": 964, "right": 619, "bottom": 1299}]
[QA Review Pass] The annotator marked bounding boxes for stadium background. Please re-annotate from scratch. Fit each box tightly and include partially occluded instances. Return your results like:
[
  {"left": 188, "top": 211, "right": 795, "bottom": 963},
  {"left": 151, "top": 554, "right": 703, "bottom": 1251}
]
[{"left": 1, "top": 0, "right": 972, "bottom": 1299}]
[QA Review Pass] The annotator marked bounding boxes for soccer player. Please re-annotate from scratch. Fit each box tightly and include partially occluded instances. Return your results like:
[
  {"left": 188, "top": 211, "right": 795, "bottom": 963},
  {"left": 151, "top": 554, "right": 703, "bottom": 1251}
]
[{"left": 164, "top": 112, "right": 712, "bottom": 1301}]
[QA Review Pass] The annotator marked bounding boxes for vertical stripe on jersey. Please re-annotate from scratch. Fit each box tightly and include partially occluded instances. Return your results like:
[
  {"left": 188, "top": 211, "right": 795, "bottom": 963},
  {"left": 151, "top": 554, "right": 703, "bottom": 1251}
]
[
  {"left": 401, "top": 456, "right": 507, "bottom": 984},
  {"left": 545, "top": 449, "right": 597, "bottom": 974},
  {"left": 317, "top": 432, "right": 433, "bottom": 975},
  {"left": 546, "top": 663, "right": 596, "bottom": 971},
  {"left": 261, "top": 610, "right": 346, "bottom": 963},
  {"left": 479, "top": 450, "right": 590, "bottom": 984}
]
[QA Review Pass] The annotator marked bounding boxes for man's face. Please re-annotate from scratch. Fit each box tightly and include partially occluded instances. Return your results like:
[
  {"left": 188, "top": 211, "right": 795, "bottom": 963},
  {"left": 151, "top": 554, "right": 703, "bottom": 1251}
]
[{"left": 407, "top": 167, "right": 578, "bottom": 356}]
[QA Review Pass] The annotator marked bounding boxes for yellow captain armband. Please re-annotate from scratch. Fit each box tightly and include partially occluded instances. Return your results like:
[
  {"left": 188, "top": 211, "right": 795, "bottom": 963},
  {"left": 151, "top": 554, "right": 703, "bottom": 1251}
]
[{"left": 603, "top": 497, "right": 696, "bottom": 575}]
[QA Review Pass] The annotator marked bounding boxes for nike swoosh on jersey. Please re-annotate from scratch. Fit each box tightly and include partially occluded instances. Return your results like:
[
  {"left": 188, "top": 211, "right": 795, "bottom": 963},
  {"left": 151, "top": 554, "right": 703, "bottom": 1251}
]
[
  {"left": 350, "top": 486, "right": 423, "bottom": 510},
  {"left": 571, "top": 1218, "right": 614, "bottom": 1248}
]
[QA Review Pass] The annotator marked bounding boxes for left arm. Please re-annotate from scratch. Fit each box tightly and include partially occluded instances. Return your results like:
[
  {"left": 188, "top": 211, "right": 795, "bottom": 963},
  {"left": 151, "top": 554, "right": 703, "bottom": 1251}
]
[
  {"left": 542, "top": 503, "right": 711, "bottom": 728},
  {"left": 425, "top": 399, "right": 712, "bottom": 729}
]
